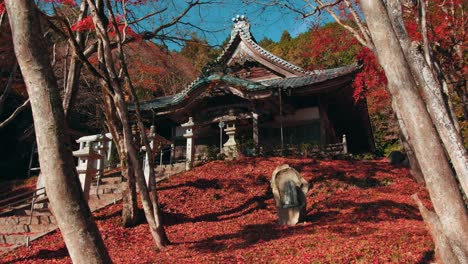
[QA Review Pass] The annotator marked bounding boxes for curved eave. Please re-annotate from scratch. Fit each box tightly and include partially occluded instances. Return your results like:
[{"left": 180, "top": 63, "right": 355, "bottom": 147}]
[
  {"left": 262, "top": 63, "right": 361, "bottom": 91},
  {"left": 137, "top": 74, "right": 266, "bottom": 112}
]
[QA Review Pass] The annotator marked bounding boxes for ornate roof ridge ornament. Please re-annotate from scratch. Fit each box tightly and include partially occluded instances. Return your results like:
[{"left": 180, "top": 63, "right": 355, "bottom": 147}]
[{"left": 231, "top": 14, "right": 250, "bottom": 39}]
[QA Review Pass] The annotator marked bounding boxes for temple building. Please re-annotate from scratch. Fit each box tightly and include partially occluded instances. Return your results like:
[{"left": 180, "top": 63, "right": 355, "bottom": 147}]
[{"left": 138, "top": 16, "right": 374, "bottom": 165}]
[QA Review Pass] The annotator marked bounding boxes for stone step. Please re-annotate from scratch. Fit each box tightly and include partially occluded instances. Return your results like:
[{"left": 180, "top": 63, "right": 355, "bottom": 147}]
[
  {"left": 0, "top": 233, "right": 39, "bottom": 245},
  {"left": 17, "top": 208, "right": 52, "bottom": 217},
  {"left": 90, "top": 185, "right": 122, "bottom": 195},
  {"left": 0, "top": 214, "right": 55, "bottom": 226},
  {"left": 0, "top": 222, "right": 56, "bottom": 234},
  {"left": 88, "top": 193, "right": 121, "bottom": 211},
  {"left": 92, "top": 178, "right": 122, "bottom": 186},
  {"left": 0, "top": 244, "right": 19, "bottom": 255}
]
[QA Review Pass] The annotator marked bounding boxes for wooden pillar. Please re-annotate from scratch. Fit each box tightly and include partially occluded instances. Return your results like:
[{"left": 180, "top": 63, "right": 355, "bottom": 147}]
[
  {"left": 318, "top": 99, "right": 328, "bottom": 147},
  {"left": 278, "top": 88, "right": 284, "bottom": 153}
]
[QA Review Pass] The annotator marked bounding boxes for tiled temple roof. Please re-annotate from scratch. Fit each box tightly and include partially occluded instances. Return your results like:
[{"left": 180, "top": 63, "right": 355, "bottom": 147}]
[
  {"left": 137, "top": 16, "right": 360, "bottom": 111},
  {"left": 138, "top": 74, "right": 265, "bottom": 111},
  {"left": 214, "top": 15, "right": 307, "bottom": 75},
  {"left": 261, "top": 64, "right": 359, "bottom": 88}
]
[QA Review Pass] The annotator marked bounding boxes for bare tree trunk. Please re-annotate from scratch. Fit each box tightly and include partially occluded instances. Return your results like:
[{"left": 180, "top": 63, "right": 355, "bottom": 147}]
[
  {"left": 4, "top": 0, "right": 112, "bottom": 263},
  {"left": 385, "top": 0, "right": 468, "bottom": 197},
  {"left": 360, "top": 1, "right": 468, "bottom": 263},
  {"left": 393, "top": 101, "right": 425, "bottom": 184},
  {"left": 85, "top": 0, "right": 169, "bottom": 248},
  {"left": 107, "top": 2, "right": 169, "bottom": 245},
  {"left": 412, "top": 194, "right": 459, "bottom": 263},
  {"left": 62, "top": 0, "right": 88, "bottom": 116},
  {"left": 63, "top": 59, "right": 83, "bottom": 115},
  {"left": 102, "top": 94, "right": 140, "bottom": 227},
  {"left": 121, "top": 159, "right": 139, "bottom": 227}
]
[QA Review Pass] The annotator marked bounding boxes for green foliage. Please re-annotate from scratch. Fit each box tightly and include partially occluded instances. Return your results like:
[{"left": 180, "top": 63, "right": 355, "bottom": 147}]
[
  {"left": 299, "top": 142, "right": 320, "bottom": 156},
  {"left": 353, "top": 152, "right": 379, "bottom": 160},
  {"left": 370, "top": 111, "right": 402, "bottom": 157},
  {"left": 206, "top": 145, "right": 220, "bottom": 161},
  {"left": 237, "top": 136, "right": 257, "bottom": 156},
  {"left": 180, "top": 33, "right": 219, "bottom": 73}
]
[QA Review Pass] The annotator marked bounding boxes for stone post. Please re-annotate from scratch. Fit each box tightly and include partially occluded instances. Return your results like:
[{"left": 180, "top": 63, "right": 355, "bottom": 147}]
[
  {"left": 252, "top": 112, "right": 259, "bottom": 149},
  {"left": 143, "top": 125, "right": 156, "bottom": 185},
  {"left": 223, "top": 122, "right": 238, "bottom": 159},
  {"left": 105, "top": 133, "right": 114, "bottom": 168},
  {"left": 94, "top": 134, "right": 110, "bottom": 180},
  {"left": 182, "top": 117, "right": 195, "bottom": 171},
  {"left": 170, "top": 143, "right": 175, "bottom": 165},
  {"left": 73, "top": 147, "right": 101, "bottom": 201},
  {"left": 342, "top": 134, "right": 348, "bottom": 154}
]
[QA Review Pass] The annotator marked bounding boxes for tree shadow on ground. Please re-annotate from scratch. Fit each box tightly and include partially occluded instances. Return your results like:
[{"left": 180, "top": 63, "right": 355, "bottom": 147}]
[
  {"left": 417, "top": 250, "right": 435, "bottom": 264},
  {"left": 305, "top": 199, "right": 422, "bottom": 229},
  {"left": 157, "top": 179, "right": 222, "bottom": 191},
  {"left": 94, "top": 208, "right": 122, "bottom": 221},
  {"left": 6, "top": 246, "right": 69, "bottom": 263},
  {"left": 191, "top": 222, "right": 307, "bottom": 253},
  {"left": 163, "top": 186, "right": 272, "bottom": 226}
]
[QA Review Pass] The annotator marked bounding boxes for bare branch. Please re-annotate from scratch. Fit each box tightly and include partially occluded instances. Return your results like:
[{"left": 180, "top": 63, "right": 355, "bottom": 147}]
[
  {"left": 0, "top": 63, "right": 18, "bottom": 115},
  {"left": 127, "top": 8, "right": 168, "bottom": 25},
  {"left": 51, "top": 43, "right": 57, "bottom": 68},
  {"left": 141, "top": 0, "right": 203, "bottom": 39},
  {"left": 418, "top": 0, "right": 432, "bottom": 67},
  {"left": 61, "top": 17, "right": 104, "bottom": 80},
  {"left": 0, "top": 11, "right": 5, "bottom": 35},
  {"left": 314, "top": 0, "right": 369, "bottom": 47},
  {"left": 301, "top": 0, "right": 342, "bottom": 18},
  {"left": 343, "top": 0, "right": 373, "bottom": 47},
  {"left": 0, "top": 99, "right": 30, "bottom": 129}
]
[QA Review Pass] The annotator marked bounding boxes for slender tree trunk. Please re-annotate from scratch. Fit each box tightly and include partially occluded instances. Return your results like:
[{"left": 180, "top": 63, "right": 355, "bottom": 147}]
[
  {"left": 360, "top": 1, "right": 468, "bottom": 263},
  {"left": 63, "top": 58, "right": 83, "bottom": 115},
  {"left": 102, "top": 94, "right": 140, "bottom": 227},
  {"left": 385, "top": 0, "right": 468, "bottom": 196},
  {"left": 86, "top": 0, "right": 169, "bottom": 247},
  {"left": 112, "top": 89, "right": 168, "bottom": 248},
  {"left": 121, "top": 159, "right": 139, "bottom": 227},
  {"left": 4, "top": 0, "right": 112, "bottom": 263},
  {"left": 62, "top": 0, "right": 87, "bottom": 116},
  {"left": 393, "top": 101, "right": 425, "bottom": 184},
  {"left": 106, "top": 2, "right": 169, "bottom": 245},
  {"left": 412, "top": 194, "right": 459, "bottom": 263}
]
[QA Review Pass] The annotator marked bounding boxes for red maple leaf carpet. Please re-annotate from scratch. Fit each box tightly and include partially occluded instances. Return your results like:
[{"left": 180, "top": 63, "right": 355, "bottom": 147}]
[{"left": 1, "top": 157, "right": 434, "bottom": 263}]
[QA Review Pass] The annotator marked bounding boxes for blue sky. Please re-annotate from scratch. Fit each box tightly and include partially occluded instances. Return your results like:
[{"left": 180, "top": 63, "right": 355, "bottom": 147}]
[
  {"left": 180, "top": 2, "right": 312, "bottom": 45},
  {"left": 40, "top": 1, "right": 329, "bottom": 50},
  {"left": 131, "top": 1, "right": 328, "bottom": 50}
]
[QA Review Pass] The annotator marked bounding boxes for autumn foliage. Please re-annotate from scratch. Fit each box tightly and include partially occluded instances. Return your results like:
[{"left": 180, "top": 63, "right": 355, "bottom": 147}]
[
  {"left": 1, "top": 158, "right": 434, "bottom": 263},
  {"left": 0, "top": 2, "right": 5, "bottom": 16}
]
